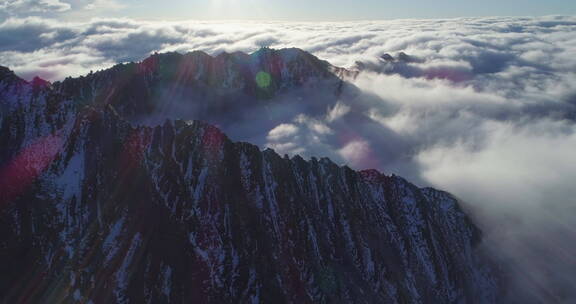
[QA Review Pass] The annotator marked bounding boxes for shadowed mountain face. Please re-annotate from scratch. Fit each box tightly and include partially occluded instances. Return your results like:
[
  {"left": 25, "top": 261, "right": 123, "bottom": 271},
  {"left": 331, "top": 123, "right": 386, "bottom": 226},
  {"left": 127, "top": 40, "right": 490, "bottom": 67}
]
[
  {"left": 48, "top": 47, "right": 356, "bottom": 146},
  {"left": 55, "top": 48, "right": 345, "bottom": 120},
  {"left": 0, "top": 49, "right": 497, "bottom": 303}
]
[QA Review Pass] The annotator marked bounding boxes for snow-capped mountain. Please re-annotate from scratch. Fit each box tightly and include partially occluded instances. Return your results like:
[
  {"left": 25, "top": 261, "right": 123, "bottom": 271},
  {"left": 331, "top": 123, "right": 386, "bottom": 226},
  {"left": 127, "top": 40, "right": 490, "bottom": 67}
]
[
  {"left": 55, "top": 48, "right": 345, "bottom": 118},
  {"left": 0, "top": 48, "right": 497, "bottom": 303}
]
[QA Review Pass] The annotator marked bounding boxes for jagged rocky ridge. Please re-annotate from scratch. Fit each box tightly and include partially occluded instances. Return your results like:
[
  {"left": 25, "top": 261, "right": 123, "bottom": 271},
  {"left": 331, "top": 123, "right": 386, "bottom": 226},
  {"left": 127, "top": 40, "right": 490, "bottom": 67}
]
[
  {"left": 43, "top": 48, "right": 356, "bottom": 143},
  {"left": 55, "top": 47, "right": 348, "bottom": 119},
  {"left": 0, "top": 49, "right": 497, "bottom": 303}
]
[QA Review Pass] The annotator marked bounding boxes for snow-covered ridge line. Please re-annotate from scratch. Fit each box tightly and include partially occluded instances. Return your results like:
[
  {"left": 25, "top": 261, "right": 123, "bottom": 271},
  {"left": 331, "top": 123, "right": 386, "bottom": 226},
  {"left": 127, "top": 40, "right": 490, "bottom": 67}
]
[{"left": 0, "top": 50, "right": 498, "bottom": 303}]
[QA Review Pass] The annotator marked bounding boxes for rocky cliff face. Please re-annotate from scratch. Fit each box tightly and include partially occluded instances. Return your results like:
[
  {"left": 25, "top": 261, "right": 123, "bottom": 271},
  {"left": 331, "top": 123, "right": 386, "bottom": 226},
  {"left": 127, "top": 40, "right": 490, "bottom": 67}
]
[
  {"left": 53, "top": 48, "right": 343, "bottom": 119},
  {"left": 0, "top": 50, "right": 497, "bottom": 303}
]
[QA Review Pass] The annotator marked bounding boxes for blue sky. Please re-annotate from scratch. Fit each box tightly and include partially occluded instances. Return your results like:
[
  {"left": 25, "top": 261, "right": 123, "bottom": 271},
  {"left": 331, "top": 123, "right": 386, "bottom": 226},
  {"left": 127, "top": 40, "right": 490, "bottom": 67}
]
[
  {"left": 128, "top": 0, "right": 576, "bottom": 20},
  {"left": 2, "top": 0, "right": 576, "bottom": 21}
]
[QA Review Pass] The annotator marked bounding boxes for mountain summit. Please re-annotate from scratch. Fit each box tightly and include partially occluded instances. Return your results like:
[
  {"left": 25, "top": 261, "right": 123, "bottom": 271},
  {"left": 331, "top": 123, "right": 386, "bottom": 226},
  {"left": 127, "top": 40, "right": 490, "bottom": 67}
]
[
  {"left": 25, "top": 48, "right": 354, "bottom": 140},
  {"left": 0, "top": 49, "right": 498, "bottom": 303},
  {"left": 54, "top": 47, "right": 343, "bottom": 116}
]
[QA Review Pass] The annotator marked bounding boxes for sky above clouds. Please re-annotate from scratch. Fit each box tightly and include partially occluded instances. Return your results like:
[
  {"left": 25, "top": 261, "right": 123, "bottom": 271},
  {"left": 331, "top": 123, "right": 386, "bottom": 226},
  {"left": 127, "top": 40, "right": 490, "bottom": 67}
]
[
  {"left": 0, "top": 0, "right": 576, "bottom": 20},
  {"left": 1, "top": 1, "right": 576, "bottom": 302}
]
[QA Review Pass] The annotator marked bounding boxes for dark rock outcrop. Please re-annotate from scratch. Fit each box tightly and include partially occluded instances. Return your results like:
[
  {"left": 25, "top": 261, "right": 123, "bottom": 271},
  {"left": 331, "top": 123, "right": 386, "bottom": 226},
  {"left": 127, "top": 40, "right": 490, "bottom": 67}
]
[{"left": 0, "top": 49, "right": 497, "bottom": 303}]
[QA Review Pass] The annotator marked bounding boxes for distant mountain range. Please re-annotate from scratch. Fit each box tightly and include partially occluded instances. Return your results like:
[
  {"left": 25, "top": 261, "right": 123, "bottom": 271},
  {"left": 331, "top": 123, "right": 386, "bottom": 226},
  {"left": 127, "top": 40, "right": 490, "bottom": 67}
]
[{"left": 0, "top": 48, "right": 497, "bottom": 303}]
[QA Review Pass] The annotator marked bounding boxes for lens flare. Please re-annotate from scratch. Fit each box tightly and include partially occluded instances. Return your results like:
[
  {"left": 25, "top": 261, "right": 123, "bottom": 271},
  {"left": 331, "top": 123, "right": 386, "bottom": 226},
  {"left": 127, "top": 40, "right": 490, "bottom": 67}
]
[
  {"left": 255, "top": 71, "right": 271, "bottom": 89},
  {"left": 0, "top": 133, "right": 63, "bottom": 206}
]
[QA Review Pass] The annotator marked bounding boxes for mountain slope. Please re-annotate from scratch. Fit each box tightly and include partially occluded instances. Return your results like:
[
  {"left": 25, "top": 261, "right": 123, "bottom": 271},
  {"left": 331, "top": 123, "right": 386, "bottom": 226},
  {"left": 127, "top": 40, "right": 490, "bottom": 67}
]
[
  {"left": 41, "top": 47, "right": 354, "bottom": 144},
  {"left": 54, "top": 47, "right": 343, "bottom": 118},
  {"left": 0, "top": 50, "right": 497, "bottom": 303}
]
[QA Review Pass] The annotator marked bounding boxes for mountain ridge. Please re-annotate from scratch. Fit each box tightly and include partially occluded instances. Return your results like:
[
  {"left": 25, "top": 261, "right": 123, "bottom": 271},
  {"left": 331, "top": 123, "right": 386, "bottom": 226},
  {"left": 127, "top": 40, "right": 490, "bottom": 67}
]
[{"left": 0, "top": 48, "right": 498, "bottom": 303}]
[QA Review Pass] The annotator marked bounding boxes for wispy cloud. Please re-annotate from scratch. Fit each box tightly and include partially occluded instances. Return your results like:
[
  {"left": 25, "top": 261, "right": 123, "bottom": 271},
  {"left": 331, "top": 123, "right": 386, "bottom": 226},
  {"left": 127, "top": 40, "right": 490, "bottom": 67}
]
[
  {"left": 0, "top": 0, "right": 71, "bottom": 14},
  {"left": 85, "top": 0, "right": 125, "bottom": 11}
]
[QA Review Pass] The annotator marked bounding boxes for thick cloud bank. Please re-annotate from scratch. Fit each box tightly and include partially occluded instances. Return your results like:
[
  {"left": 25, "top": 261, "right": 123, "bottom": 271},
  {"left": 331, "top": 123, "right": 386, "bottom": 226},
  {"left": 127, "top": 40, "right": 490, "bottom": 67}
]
[{"left": 1, "top": 15, "right": 576, "bottom": 302}]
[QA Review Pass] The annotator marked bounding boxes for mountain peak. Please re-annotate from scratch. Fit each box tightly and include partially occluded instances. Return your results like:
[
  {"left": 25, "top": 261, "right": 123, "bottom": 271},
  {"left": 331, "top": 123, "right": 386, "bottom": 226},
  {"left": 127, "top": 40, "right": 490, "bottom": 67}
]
[
  {"left": 48, "top": 47, "right": 345, "bottom": 123},
  {"left": 0, "top": 66, "right": 25, "bottom": 86},
  {"left": 31, "top": 76, "right": 50, "bottom": 89},
  {"left": 0, "top": 48, "right": 498, "bottom": 303},
  {"left": 139, "top": 47, "right": 329, "bottom": 71},
  {"left": 0, "top": 95, "right": 497, "bottom": 301}
]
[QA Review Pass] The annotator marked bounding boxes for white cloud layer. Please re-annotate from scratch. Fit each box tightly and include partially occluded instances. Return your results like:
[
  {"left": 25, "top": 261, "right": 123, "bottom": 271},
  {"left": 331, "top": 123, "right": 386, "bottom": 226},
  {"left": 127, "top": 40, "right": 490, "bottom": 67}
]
[
  {"left": 85, "top": 0, "right": 125, "bottom": 11},
  {"left": 1, "top": 15, "right": 576, "bottom": 301},
  {"left": 0, "top": 0, "right": 71, "bottom": 14}
]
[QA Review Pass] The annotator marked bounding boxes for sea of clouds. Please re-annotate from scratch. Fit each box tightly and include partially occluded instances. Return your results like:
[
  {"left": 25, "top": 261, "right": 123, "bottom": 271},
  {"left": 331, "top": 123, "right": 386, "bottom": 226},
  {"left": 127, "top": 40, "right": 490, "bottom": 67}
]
[{"left": 1, "top": 13, "right": 576, "bottom": 302}]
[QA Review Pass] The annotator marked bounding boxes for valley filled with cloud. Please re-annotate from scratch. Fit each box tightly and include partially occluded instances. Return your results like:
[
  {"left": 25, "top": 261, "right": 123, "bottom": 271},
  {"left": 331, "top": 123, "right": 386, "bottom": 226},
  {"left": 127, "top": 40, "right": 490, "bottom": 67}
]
[{"left": 1, "top": 14, "right": 576, "bottom": 302}]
